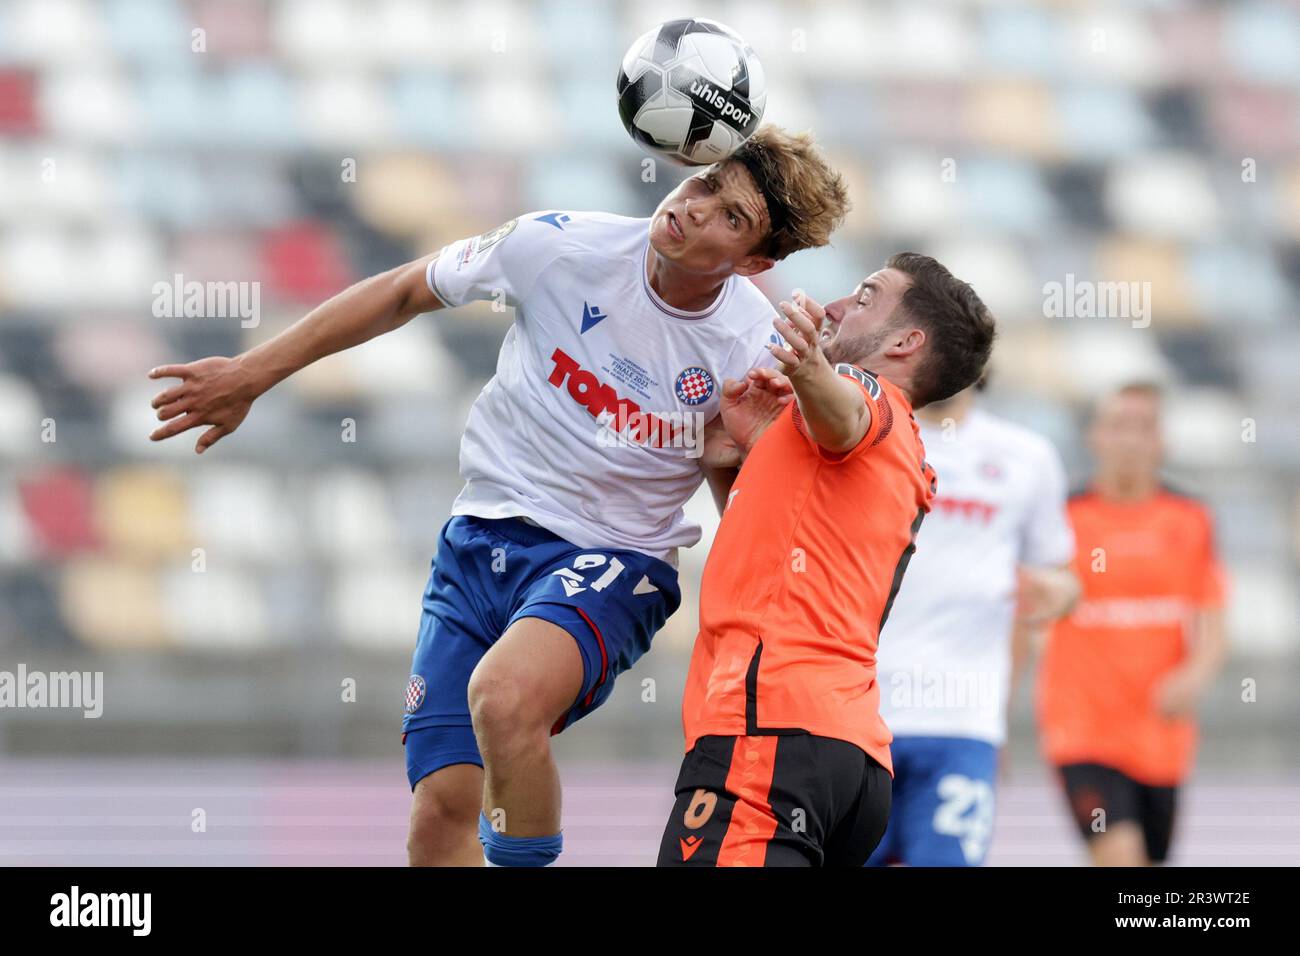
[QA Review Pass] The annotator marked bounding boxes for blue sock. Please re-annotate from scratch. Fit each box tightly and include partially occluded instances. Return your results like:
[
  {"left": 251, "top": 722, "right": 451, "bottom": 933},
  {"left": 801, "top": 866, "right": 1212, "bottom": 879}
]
[{"left": 478, "top": 811, "right": 563, "bottom": 867}]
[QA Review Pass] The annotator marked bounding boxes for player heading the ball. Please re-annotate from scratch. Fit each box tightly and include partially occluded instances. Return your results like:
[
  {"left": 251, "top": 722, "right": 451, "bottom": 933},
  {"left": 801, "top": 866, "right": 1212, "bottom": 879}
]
[{"left": 146, "top": 123, "right": 849, "bottom": 867}]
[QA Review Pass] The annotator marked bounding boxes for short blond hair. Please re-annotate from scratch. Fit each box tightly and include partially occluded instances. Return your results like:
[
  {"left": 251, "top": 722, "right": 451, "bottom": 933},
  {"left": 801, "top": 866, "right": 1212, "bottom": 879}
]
[{"left": 727, "top": 124, "right": 850, "bottom": 260}]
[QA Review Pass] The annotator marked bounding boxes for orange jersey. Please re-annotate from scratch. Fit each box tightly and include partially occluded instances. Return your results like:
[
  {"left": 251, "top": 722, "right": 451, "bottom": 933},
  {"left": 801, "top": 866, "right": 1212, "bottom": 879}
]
[
  {"left": 1037, "top": 487, "right": 1227, "bottom": 785},
  {"left": 682, "top": 368, "right": 936, "bottom": 774}
]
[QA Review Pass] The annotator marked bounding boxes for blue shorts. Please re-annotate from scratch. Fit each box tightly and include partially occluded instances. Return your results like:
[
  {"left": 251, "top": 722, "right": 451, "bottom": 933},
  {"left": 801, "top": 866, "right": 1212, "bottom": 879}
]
[
  {"left": 402, "top": 515, "right": 680, "bottom": 790},
  {"left": 866, "top": 736, "right": 999, "bottom": 867}
]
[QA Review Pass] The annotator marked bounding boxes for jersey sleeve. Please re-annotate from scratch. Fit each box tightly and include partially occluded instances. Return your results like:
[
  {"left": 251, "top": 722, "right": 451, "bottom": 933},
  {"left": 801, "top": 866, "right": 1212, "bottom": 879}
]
[
  {"left": 715, "top": 319, "right": 782, "bottom": 410},
  {"left": 747, "top": 337, "right": 781, "bottom": 372},
  {"left": 1019, "top": 438, "right": 1076, "bottom": 567},
  {"left": 426, "top": 213, "right": 560, "bottom": 309},
  {"left": 790, "top": 364, "right": 890, "bottom": 464},
  {"left": 1191, "top": 506, "right": 1228, "bottom": 609}
]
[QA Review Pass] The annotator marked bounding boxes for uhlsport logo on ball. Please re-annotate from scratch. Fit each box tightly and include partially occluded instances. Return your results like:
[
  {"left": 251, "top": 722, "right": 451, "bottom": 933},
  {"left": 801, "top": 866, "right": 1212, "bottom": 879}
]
[{"left": 616, "top": 18, "right": 766, "bottom": 166}]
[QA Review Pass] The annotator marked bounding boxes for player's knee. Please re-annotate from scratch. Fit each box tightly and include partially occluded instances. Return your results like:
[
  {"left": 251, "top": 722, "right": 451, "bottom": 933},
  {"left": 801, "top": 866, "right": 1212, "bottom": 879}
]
[
  {"left": 407, "top": 774, "right": 480, "bottom": 865},
  {"left": 1090, "top": 822, "right": 1147, "bottom": 866},
  {"left": 467, "top": 663, "right": 549, "bottom": 744}
]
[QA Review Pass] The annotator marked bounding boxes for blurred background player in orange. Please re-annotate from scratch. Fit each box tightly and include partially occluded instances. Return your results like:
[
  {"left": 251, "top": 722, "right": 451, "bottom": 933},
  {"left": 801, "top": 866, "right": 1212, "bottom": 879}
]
[
  {"left": 658, "top": 255, "right": 995, "bottom": 866},
  {"left": 1036, "top": 382, "right": 1228, "bottom": 866}
]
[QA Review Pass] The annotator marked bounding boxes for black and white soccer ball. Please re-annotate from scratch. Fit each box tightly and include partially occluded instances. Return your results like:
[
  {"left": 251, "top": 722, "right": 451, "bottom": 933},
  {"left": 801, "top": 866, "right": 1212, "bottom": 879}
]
[{"left": 616, "top": 18, "right": 766, "bottom": 166}]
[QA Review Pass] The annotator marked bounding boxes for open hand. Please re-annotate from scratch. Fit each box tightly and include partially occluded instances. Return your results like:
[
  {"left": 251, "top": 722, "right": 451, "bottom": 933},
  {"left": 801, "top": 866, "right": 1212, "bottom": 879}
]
[
  {"left": 1153, "top": 667, "right": 1205, "bottom": 720},
  {"left": 769, "top": 293, "right": 829, "bottom": 379},
  {"left": 702, "top": 370, "right": 794, "bottom": 469},
  {"left": 712, "top": 374, "right": 790, "bottom": 476},
  {"left": 718, "top": 368, "right": 795, "bottom": 455},
  {"left": 148, "top": 356, "right": 259, "bottom": 454}
]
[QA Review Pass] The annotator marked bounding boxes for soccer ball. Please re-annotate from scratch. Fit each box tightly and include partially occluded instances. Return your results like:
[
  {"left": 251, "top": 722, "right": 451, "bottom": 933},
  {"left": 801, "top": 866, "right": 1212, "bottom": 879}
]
[{"left": 616, "top": 18, "right": 767, "bottom": 166}]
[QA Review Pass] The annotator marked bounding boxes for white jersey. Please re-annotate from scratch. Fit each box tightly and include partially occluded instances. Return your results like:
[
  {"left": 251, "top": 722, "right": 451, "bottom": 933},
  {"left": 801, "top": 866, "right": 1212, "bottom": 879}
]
[
  {"left": 427, "top": 210, "right": 776, "bottom": 564},
  {"left": 877, "top": 409, "right": 1074, "bottom": 745}
]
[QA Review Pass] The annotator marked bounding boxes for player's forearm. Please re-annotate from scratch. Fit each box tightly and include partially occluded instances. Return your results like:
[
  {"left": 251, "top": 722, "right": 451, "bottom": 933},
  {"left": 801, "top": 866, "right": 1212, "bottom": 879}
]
[
  {"left": 1183, "top": 609, "right": 1228, "bottom": 686},
  {"left": 788, "top": 356, "right": 869, "bottom": 453},
  {"left": 1038, "top": 566, "right": 1081, "bottom": 619},
  {"left": 703, "top": 464, "right": 739, "bottom": 515},
  {"left": 238, "top": 257, "right": 438, "bottom": 395},
  {"left": 1014, "top": 564, "right": 1080, "bottom": 628}
]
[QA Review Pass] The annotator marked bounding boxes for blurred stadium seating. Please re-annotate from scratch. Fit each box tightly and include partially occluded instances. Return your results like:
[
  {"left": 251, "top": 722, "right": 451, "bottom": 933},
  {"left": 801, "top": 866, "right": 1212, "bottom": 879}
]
[{"left": 0, "top": 0, "right": 1296, "bottom": 854}]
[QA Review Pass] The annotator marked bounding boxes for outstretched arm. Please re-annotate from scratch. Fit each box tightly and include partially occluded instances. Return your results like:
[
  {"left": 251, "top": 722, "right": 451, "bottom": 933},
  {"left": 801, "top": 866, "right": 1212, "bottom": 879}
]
[
  {"left": 148, "top": 253, "right": 444, "bottom": 453},
  {"left": 768, "top": 294, "right": 870, "bottom": 454}
]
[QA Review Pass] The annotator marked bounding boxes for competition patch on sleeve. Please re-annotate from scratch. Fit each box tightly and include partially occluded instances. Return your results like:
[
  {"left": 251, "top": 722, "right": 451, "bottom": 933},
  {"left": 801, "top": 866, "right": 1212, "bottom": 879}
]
[
  {"left": 835, "top": 363, "right": 882, "bottom": 400},
  {"left": 457, "top": 217, "right": 518, "bottom": 269}
]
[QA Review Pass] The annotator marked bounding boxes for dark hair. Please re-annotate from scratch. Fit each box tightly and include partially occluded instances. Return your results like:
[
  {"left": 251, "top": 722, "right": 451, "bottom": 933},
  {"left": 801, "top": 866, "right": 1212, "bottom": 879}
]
[
  {"left": 726, "top": 125, "right": 849, "bottom": 261},
  {"left": 886, "top": 252, "right": 996, "bottom": 407}
]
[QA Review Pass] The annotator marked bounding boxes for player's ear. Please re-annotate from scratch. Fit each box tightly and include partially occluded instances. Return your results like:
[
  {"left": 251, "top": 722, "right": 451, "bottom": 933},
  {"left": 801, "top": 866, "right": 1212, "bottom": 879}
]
[
  {"left": 733, "top": 253, "right": 775, "bottom": 278},
  {"left": 886, "top": 326, "right": 926, "bottom": 359}
]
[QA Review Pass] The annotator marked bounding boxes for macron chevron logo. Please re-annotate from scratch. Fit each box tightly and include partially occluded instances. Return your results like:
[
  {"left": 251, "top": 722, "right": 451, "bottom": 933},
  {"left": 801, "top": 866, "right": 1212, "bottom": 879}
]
[
  {"left": 536, "top": 212, "right": 571, "bottom": 230},
  {"left": 580, "top": 302, "right": 608, "bottom": 334}
]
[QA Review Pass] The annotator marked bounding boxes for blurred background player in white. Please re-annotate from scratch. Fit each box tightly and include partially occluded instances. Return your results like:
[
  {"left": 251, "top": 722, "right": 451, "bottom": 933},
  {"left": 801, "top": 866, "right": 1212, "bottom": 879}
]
[
  {"left": 868, "top": 378, "right": 1079, "bottom": 866},
  {"left": 146, "top": 125, "right": 849, "bottom": 866}
]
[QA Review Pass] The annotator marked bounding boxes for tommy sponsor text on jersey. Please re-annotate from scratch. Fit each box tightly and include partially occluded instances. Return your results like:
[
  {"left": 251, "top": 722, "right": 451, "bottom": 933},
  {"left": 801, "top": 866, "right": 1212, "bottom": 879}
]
[{"left": 426, "top": 210, "right": 779, "bottom": 562}]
